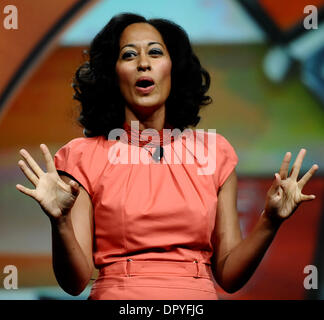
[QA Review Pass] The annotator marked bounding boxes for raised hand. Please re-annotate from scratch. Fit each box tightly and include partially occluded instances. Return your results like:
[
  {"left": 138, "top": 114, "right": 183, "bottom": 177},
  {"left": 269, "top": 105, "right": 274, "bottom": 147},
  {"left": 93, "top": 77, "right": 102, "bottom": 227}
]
[
  {"left": 16, "top": 144, "right": 80, "bottom": 220},
  {"left": 264, "top": 148, "right": 319, "bottom": 222}
]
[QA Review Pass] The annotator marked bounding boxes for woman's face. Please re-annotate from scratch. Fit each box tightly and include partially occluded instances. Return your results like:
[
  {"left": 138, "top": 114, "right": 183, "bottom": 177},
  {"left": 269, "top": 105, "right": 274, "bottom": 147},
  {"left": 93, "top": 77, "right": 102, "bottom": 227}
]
[{"left": 115, "top": 23, "right": 172, "bottom": 115}]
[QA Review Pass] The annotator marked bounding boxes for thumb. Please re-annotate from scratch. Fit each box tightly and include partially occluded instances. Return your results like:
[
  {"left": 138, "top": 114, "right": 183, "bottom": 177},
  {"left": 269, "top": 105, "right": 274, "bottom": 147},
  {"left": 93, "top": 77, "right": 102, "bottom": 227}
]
[{"left": 69, "top": 180, "right": 80, "bottom": 197}]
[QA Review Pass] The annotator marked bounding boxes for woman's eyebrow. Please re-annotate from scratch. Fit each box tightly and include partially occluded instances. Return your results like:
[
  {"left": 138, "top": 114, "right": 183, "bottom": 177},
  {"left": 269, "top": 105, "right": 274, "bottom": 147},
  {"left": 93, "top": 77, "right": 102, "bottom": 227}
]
[
  {"left": 120, "top": 41, "right": 164, "bottom": 51},
  {"left": 120, "top": 43, "right": 137, "bottom": 51},
  {"left": 148, "top": 41, "right": 164, "bottom": 48}
]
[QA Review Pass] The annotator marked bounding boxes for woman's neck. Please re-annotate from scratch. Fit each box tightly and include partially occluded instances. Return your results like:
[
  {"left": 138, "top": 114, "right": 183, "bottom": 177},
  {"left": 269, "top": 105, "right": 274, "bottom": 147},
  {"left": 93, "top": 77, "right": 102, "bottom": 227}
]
[{"left": 124, "top": 105, "right": 166, "bottom": 131}]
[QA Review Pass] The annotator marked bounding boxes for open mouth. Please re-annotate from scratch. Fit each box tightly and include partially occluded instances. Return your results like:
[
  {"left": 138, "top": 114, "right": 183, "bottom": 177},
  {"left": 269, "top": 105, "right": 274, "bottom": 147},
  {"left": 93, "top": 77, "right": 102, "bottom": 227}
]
[{"left": 136, "top": 78, "right": 155, "bottom": 88}]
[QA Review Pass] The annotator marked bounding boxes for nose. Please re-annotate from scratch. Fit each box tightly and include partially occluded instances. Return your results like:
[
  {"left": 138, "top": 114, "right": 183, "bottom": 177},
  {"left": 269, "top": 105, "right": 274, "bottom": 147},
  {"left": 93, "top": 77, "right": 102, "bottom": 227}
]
[{"left": 137, "top": 54, "right": 151, "bottom": 72}]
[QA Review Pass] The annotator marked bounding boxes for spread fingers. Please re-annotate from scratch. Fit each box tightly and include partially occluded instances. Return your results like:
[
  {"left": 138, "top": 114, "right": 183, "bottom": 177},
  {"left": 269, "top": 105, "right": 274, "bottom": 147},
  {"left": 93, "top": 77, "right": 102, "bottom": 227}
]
[
  {"left": 40, "top": 144, "right": 57, "bottom": 173},
  {"left": 298, "top": 164, "right": 319, "bottom": 189},
  {"left": 279, "top": 152, "right": 291, "bottom": 179},
  {"left": 18, "top": 160, "right": 39, "bottom": 186},
  {"left": 19, "top": 149, "right": 44, "bottom": 178},
  {"left": 289, "top": 148, "right": 306, "bottom": 180},
  {"left": 16, "top": 184, "right": 36, "bottom": 199}
]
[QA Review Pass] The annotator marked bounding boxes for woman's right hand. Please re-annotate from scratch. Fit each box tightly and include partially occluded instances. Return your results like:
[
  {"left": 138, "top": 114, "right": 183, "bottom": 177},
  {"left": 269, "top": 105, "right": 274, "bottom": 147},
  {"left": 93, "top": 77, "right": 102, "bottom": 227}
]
[{"left": 16, "top": 144, "right": 80, "bottom": 221}]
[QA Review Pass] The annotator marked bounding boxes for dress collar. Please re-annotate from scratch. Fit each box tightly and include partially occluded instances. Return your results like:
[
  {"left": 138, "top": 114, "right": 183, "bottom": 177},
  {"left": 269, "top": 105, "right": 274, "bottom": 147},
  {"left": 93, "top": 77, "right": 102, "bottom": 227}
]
[{"left": 120, "top": 120, "right": 176, "bottom": 147}]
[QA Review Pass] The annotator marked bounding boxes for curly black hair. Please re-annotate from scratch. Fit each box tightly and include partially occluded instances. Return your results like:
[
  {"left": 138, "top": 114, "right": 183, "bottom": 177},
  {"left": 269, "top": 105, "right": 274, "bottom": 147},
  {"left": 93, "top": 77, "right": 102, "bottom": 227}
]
[{"left": 73, "top": 13, "right": 212, "bottom": 137}]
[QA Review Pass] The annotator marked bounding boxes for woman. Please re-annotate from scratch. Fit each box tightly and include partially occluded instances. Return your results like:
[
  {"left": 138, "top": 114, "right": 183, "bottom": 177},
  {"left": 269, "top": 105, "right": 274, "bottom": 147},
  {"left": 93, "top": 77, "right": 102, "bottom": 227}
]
[{"left": 16, "top": 13, "right": 319, "bottom": 300}]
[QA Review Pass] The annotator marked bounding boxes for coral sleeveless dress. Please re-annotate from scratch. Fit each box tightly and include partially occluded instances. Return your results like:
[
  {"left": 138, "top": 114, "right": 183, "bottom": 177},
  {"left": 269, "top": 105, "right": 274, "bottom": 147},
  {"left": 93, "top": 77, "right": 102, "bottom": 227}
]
[{"left": 54, "top": 121, "right": 239, "bottom": 300}]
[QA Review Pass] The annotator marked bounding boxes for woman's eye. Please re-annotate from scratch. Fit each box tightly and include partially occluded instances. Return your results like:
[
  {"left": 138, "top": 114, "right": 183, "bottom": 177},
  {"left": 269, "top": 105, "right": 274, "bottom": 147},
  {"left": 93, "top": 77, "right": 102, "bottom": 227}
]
[
  {"left": 149, "top": 49, "right": 163, "bottom": 56},
  {"left": 122, "top": 51, "right": 137, "bottom": 59}
]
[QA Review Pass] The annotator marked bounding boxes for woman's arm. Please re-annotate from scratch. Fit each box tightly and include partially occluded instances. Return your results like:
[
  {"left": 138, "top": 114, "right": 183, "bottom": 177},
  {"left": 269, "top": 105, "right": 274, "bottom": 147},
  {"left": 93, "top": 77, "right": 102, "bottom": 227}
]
[
  {"left": 51, "top": 175, "right": 94, "bottom": 296},
  {"left": 212, "top": 169, "right": 281, "bottom": 293},
  {"left": 16, "top": 144, "right": 94, "bottom": 296},
  {"left": 212, "top": 149, "right": 318, "bottom": 293}
]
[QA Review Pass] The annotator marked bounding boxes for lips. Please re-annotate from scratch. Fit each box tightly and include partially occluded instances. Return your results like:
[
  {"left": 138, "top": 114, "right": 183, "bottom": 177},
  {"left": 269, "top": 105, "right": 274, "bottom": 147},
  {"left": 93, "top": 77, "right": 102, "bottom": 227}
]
[{"left": 135, "top": 77, "right": 155, "bottom": 94}]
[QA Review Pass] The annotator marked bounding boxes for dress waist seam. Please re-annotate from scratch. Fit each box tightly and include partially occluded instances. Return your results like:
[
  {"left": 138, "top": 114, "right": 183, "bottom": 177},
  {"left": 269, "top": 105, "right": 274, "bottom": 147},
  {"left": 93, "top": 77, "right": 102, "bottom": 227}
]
[{"left": 97, "top": 259, "right": 214, "bottom": 279}]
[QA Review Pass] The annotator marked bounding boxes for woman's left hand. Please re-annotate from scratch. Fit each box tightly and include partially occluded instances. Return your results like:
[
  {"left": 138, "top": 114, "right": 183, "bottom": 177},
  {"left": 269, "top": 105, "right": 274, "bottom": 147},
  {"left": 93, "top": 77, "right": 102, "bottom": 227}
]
[{"left": 264, "top": 148, "right": 319, "bottom": 223}]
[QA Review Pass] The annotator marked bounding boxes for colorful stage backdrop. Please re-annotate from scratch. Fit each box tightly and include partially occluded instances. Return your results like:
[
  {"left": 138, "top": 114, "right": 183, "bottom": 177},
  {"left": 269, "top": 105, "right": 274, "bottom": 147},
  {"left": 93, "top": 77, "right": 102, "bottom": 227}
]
[{"left": 0, "top": 0, "right": 323, "bottom": 300}]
